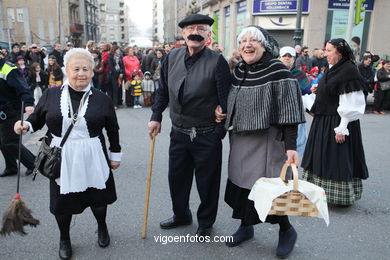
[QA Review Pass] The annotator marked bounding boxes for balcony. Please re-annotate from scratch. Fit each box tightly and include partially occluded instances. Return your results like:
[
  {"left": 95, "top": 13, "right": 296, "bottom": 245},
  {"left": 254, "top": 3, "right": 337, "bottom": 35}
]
[
  {"left": 203, "top": 0, "right": 218, "bottom": 5},
  {"left": 69, "top": 0, "right": 79, "bottom": 7},
  {"left": 70, "top": 23, "right": 84, "bottom": 33}
]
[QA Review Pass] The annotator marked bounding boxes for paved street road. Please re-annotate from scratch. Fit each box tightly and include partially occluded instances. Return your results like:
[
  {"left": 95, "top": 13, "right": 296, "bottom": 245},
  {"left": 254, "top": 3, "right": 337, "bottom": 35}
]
[{"left": 0, "top": 107, "right": 389, "bottom": 260}]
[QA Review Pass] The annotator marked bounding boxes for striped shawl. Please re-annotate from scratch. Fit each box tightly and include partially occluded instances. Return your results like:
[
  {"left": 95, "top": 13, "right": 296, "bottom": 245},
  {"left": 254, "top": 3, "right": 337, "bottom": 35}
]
[{"left": 226, "top": 55, "right": 306, "bottom": 133}]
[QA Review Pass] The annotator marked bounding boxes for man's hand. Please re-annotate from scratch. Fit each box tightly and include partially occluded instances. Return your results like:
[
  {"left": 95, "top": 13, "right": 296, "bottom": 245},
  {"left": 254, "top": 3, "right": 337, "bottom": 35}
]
[
  {"left": 14, "top": 120, "right": 29, "bottom": 135},
  {"left": 25, "top": 106, "right": 34, "bottom": 115},
  {"left": 286, "top": 150, "right": 299, "bottom": 165},
  {"left": 335, "top": 133, "right": 345, "bottom": 144},
  {"left": 148, "top": 121, "right": 161, "bottom": 139},
  {"left": 110, "top": 160, "right": 120, "bottom": 170},
  {"left": 215, "top": 105, "right": 227, "bottom": 123}
]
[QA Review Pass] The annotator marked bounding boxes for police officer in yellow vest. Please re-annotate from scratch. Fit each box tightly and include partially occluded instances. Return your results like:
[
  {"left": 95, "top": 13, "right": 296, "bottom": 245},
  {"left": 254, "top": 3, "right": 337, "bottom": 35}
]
[{"left": 0, "top": 49, "right": 35, "bottom": 177}]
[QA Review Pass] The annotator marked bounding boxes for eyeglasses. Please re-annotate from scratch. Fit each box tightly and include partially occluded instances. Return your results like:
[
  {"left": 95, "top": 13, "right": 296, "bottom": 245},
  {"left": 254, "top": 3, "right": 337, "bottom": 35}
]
[
  {"left": 185, "top": 26, "right": 208, "bottom": 33},
  {"left": 239, "top": 38, "right": 261, "bottom": 45}
]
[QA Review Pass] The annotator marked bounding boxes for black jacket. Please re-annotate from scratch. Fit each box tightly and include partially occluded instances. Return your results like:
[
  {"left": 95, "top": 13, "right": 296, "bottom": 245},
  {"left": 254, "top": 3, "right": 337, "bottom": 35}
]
[
  {"left": 358, "top": 63, "right": 375, "bottom": 94},
  {"left": 108, "top": 54, "right": 124, "bottom": 79},
  {"left": 27, "top": 71, "right": 48, "bottom": 90},
  {"left": 0, "top": 59, "right": 34, "bottom": 111}
]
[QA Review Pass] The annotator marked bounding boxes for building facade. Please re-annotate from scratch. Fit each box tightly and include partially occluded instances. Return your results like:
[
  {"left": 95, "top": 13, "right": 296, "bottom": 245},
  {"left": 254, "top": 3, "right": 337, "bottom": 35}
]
[
  {"left": 163, "top": 0, "right": 389, "bottom": 59},
  {"left": 98, "top": 0, "right": 129, "bottom": 46},
  {"left": 0, "top": 0, "right": 70, "bottom": 47},
  {"left": 163, "top": 0, "right": 197, "bottom": 45},
  {"left": 152, "top": 0, "right": 164, "bottom": 43},
  {"left": 0, "top": 0, "right": 102, "bottom": 48},
  {"left": 84, "top": 0, "right": 99, "bottom": 43}
]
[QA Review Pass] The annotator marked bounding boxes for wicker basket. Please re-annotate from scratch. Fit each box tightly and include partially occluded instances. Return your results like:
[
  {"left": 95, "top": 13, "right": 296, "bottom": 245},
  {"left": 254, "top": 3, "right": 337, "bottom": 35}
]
[{"left": 268, "top": 163, "right": 319, "bottom": 217}]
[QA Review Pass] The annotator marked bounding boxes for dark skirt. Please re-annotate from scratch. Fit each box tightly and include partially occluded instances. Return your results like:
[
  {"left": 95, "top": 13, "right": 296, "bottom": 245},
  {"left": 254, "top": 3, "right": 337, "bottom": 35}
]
[
  {"left": 224, "top": 179, "right": 286, "bottom": 226},
  {"left": 49, "top": 172, "right": 117, "bottom": 215},
  {"left": 301, "top": 114, "right": 369, "bottom": 182}
]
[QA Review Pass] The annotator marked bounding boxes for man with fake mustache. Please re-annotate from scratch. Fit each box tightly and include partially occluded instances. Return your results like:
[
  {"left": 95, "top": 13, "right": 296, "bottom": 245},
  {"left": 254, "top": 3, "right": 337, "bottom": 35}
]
[{"left": 148, "top": 14, "right": 231, "bottom": 239}]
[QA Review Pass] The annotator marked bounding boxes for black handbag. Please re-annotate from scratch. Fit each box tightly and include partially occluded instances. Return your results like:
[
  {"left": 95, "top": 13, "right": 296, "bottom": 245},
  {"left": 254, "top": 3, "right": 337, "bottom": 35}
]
[
  {"left": 380, "top": 81, "right": 390, "bottom": 91},
  {"left": 32, "top": 121, "right": 75, "bottom": 180},
  {"left": 32, "top": 89, "right": 90, "bottom": 180}
]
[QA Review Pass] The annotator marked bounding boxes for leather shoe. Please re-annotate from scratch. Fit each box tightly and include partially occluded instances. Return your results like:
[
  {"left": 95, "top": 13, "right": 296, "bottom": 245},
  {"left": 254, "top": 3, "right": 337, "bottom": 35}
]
[
  {"left": 59, "top": 239, "right": 72, "bottom": 260},
  {"left": 276, "top": 226, "right": 297, "bottom": 259},
  {"left": 25, "top": 168, "right": 34, "bottom": 176},
  {"left": 195, "top": 226, "right": 212, "bottom": 242},
  {"left": 0, "top": 169, "right": 17, "bottom": 177},
  {"left": 98, "top": 226, "right": 110, "bottom": 248},
  {"left": 225, "top": 225, "right": 254, "bottom": 247},
  {"left": 160, "top": 216, "right": 192, "bottom": 229}
]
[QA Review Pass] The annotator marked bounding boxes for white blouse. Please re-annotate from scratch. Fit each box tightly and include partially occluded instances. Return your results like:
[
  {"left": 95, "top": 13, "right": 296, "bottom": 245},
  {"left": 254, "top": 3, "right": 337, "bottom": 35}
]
[{"left": 334, "top": 90, "right": 366, "bottom": 135}]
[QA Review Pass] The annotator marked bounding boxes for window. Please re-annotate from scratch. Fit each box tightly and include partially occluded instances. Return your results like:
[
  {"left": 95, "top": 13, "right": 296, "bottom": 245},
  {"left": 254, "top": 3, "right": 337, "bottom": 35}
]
[
  {"left": 16, "top": 8, "right": 24, "bottom": 22},
  {"left": 7, "top": 8, "right": 15, "bottom": 24}
]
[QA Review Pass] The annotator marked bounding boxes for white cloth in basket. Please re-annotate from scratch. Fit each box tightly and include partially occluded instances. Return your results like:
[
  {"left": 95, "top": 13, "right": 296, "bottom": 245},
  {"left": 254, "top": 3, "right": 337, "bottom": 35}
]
[{"left": 248, "top": 177, "right": 329, "bottom": 226}]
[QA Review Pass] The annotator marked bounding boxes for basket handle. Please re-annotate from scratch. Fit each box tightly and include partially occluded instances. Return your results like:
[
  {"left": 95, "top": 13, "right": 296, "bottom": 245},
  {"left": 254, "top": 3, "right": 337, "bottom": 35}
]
[{"left": 279, "top": 163, "right": 299, "bottom": 191}]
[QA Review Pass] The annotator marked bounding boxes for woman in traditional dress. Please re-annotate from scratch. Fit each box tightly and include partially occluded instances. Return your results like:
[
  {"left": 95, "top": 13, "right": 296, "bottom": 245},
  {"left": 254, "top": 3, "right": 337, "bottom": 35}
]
[
  {"left": 301, "top": 38, "right": 369, "bottom": 206},
  {"left": 216, "top": 26, "right": 305, "bottom": 258},
  {"left": 14, "top": 48, "right": 122, "bottom": 260}
]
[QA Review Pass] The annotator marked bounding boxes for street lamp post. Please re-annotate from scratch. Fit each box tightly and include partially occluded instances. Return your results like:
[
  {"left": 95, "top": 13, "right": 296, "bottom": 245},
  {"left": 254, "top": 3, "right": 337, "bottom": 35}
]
[{"left": 293, "top": 0, "right": 303, "bottom": 46}]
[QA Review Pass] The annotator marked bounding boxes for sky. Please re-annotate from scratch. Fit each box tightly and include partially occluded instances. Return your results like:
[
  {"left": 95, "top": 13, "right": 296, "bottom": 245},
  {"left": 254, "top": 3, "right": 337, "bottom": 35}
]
[{"left": 126, "top": 0, "right": 153, "bottom": 38}]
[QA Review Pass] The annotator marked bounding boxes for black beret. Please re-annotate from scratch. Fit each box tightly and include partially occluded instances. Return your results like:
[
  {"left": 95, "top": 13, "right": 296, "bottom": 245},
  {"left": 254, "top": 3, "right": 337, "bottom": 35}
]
[
  {"left": 11, "top": 43, "right": 21, "bottom": 49},
  {"left": 178, "top": 14, "right": 214, "bottom": 28}
]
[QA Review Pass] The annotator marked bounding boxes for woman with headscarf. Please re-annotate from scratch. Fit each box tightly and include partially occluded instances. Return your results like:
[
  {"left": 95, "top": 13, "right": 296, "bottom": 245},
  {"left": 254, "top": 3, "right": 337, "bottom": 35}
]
[
  {"left": 216, "top": 26, "right": 305, "bottom": 258},
  {"left": 14, "top": 48, "right": 121, "bottom": 259},
  {"left": 301, "top": 39, "right": 369, "bottom": 206}
]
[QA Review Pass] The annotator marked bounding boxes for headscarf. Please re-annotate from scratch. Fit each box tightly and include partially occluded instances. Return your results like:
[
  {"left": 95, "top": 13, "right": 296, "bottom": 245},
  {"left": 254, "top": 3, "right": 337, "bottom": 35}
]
[
  {"left": 249, "top": 26, "right": 280, "bottom": 58},
  {"left": 328, "top": 38, "right": 355, "bottom": 63}
]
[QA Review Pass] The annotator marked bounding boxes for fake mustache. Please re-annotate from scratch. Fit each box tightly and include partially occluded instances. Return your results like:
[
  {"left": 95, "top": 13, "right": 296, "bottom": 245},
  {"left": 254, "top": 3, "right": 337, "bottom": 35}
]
[{"left": 188, "top": 34, "right": 205, "bottom": 42}]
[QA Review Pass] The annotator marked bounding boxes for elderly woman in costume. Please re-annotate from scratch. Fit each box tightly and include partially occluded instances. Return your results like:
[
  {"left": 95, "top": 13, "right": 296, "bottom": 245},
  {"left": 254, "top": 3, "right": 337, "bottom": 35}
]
[
  {"left": 216, "top": 26, "right": 305, "bottom": 258},
  {"left": 301, "top": 39, "right": 369, "bottom": 206},
  {"left": 14, "top": 48, "right": 121, "bottom": 260}
]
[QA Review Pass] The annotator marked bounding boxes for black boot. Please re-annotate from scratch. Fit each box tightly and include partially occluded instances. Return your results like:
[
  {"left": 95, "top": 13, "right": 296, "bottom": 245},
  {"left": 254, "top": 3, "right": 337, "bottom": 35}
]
[
  {"left": 225, "top": 225, "right": 254, "bottom": 247},
  {"left": 59, "top": 239, "right": 72, "bottom": 260},
  {"left": 276, "top": 226, "right": 297, "bottom": 259},
  {"left": 98, "top": 226, "right": 110, "bottom": 248}
]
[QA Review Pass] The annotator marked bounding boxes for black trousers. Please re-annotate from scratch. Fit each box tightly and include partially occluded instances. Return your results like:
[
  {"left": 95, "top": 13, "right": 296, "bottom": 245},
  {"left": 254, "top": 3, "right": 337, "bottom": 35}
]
[
  {"left": 373, "top": 88, "right": 389, "bottom": 112},
  {"left": 168, "top": 128, "right": 222, "bottom": 228},
  {"left": 0, "top": 114, "right": 35, "bottom": 172},
  {"left": 106, "top": 77, "right": 119, "bottom": 107}
]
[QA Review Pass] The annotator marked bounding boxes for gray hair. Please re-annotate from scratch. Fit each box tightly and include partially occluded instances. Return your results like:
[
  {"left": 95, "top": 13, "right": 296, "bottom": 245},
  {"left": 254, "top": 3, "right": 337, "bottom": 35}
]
[
  {"left": 237, "top": 27, "right": 269, "bottom": 49},
  {"left": 63, "top": 48, "right": 94, "bottom": 69}
]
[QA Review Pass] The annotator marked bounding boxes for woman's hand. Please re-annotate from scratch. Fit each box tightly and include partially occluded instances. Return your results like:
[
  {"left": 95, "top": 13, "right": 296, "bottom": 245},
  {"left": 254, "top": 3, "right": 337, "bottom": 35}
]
[
  {"left": 110, "top": 161, "right": 120, "bottom": 170},
  {"left": 14, "top": 120, "right": 29, "bottom": 135},
  {"left": 215, "top": 105, "right": 227, "bottom": 123},
  {"left": 286, "top": 150, "right": 299, "bottom": 165},
  {"left": 310, "top": 84, "right": 318, "bottom": 94},
  {"left": 335, "top": 133, "right": 345, "bottom": 144}
]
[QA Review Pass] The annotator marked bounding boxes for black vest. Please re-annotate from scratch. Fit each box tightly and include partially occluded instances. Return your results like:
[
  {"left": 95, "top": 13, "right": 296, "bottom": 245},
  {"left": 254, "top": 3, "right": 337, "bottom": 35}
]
[{"left": 167, "top": 47, "right": 220, "bottom": 128}]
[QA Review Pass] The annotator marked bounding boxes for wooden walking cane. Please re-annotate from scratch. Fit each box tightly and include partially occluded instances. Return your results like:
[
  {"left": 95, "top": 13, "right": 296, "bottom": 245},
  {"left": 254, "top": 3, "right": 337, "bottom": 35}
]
[
  {"left": 0, "top": 101, "right": 39, "bottom": 236},
  {"left": 141, "top": 130, "right": 157, "bottom": 239}
]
